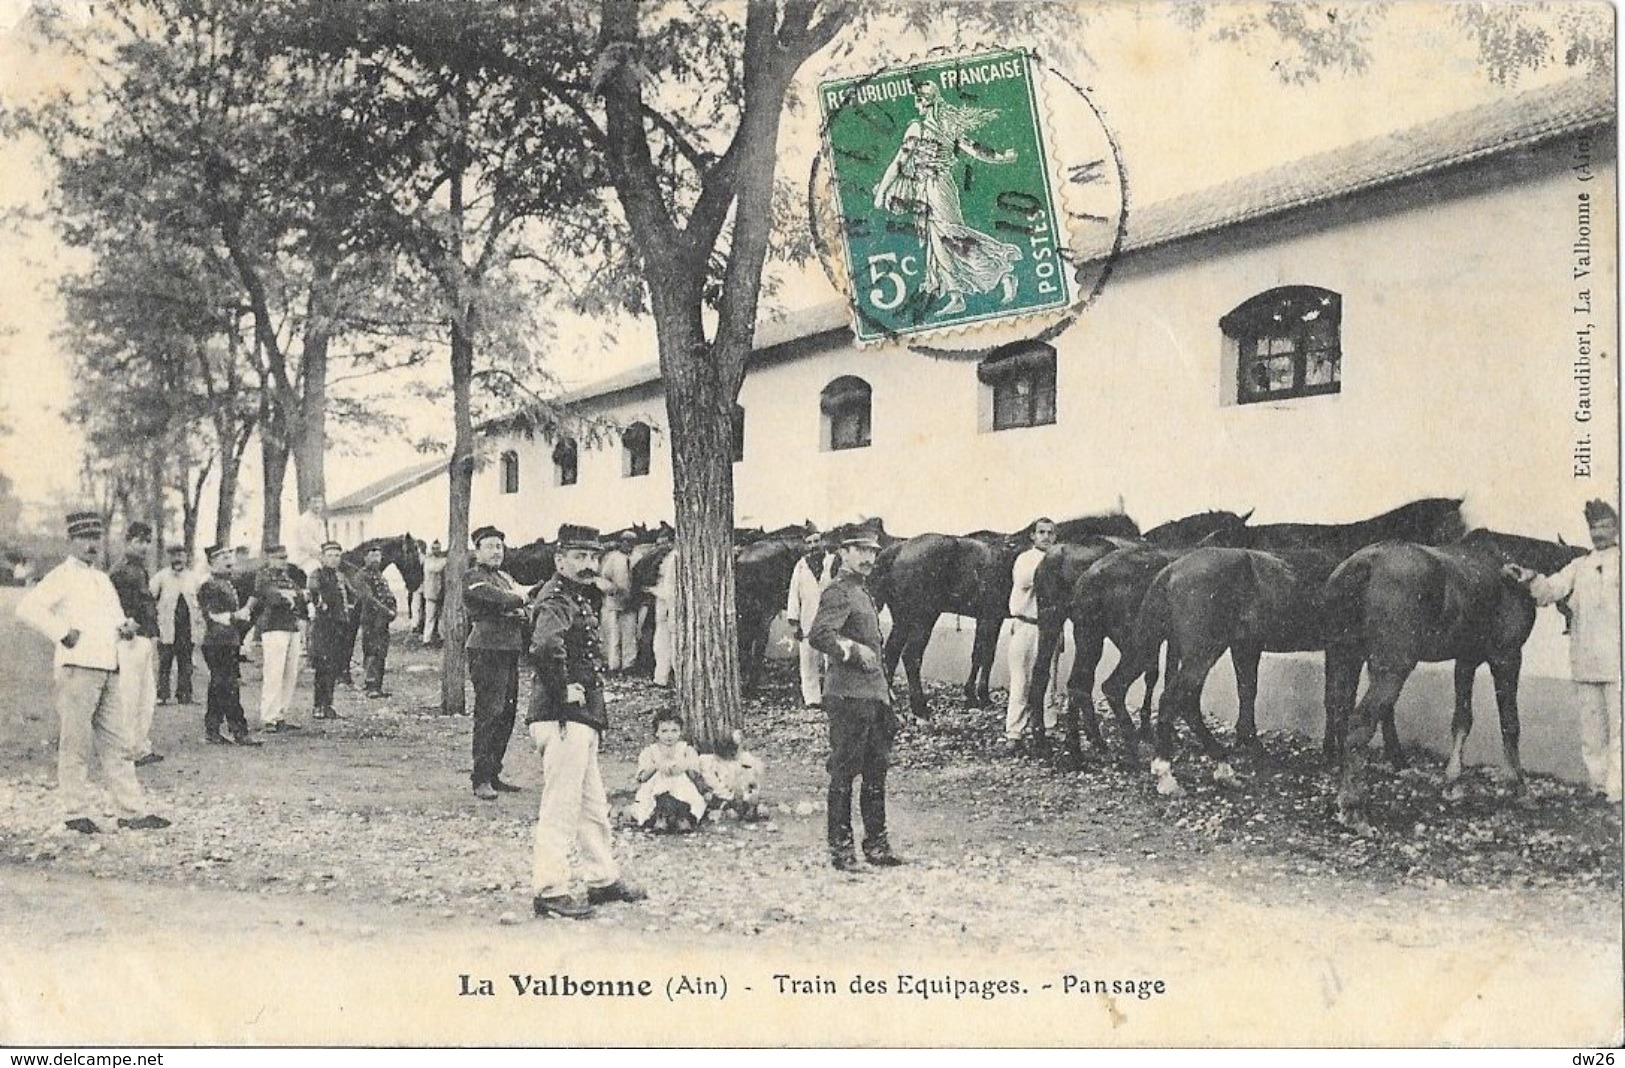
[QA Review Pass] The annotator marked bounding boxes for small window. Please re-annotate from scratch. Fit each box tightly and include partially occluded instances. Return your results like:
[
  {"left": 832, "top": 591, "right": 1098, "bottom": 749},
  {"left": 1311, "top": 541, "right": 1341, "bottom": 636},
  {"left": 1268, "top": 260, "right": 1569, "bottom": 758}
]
[
  {"left": 499, "top": 450, "right": 520, "bottom": 494},
  {"left": 1222, "top": 286, "right": 1342, "bottom": 404},
  {"left": 731, "top": 405, "right": 745, "bottom": 463},
  {"left": 552, "top": 438, "right": 578, "bottom": 486},
  {"left": 979, "top": 342, "right": 1057, "bottom": 430},
  {"left": 622, "top": 422, "right": 651, "bottom": 478},
  {"left": 820, "top": 376, "right": 872, "bottom": 451}
]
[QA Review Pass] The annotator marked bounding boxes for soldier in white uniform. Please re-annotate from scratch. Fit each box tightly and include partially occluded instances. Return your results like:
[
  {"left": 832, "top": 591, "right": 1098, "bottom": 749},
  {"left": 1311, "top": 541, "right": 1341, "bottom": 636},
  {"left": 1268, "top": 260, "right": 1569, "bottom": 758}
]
[
  {"left": 16, "top": 511, "right": 171, "bottom": 833},
  {"left": 1003, "top": 517, "right": 1063, "bottom": 753},
  {"left": 786, "top": 530, "right": 834, "bottom": 709},
  {"left": 1505, "top": 498, "right": 1622, "bottom": 801}
]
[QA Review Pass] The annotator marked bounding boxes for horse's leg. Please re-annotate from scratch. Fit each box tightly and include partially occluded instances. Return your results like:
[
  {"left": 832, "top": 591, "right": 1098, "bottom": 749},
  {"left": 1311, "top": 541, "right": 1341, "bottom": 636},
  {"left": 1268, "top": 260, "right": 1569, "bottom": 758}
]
[
  {"left": 883, "top": 617, "right": 908, "bottom": 684},
  {"left": 1231, "top": 643, "right": 1263, "bottom": 750},
  {"left": 1487, "top": 653, "right": 1525, "bottom": 791},
  {"left": 1322, "top": 645, "right": 1363, "bottom": 768},
  {"left": 1138, "top": 643, "right": 1163, "bottom": 744},
  {"left": 967, "top": 616, "right": 1000, "bottom": 709},
  {"left": 1151, "top": 644, "right": 1224, "bottom": 796},
  {"left": 1065, "top": 623, "right": 1108, "bottom": 763},
  {"left": 1337, "top": 660, "right": 1411, "bottom": 832},
  {"left": 1443, "top": 659, "right": 1477, "bottom": 790},
  {"left": 903, "top": 614, "right": 937, "bottom": 722}
]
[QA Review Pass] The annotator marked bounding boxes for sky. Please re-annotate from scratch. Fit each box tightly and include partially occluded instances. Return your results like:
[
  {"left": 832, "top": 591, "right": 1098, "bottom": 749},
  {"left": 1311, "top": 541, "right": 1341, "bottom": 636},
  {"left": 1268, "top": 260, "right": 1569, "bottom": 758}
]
[{"left": 0, "top": 1, "right": 1611, "bottom": 534}]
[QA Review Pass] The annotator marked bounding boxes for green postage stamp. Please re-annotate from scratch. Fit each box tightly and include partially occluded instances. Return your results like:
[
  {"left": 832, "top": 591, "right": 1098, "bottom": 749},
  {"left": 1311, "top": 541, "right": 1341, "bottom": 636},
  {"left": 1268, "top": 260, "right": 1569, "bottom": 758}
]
[{"left": 819, "top": 48, "right": 1073, "bottom": 344}]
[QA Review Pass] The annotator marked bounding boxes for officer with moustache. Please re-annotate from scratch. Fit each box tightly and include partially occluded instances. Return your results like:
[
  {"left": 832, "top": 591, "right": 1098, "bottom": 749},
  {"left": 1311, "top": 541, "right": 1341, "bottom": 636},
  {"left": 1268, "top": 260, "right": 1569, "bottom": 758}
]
[{"left": 464, "top": 525, "right": 527, "bottom": 801}]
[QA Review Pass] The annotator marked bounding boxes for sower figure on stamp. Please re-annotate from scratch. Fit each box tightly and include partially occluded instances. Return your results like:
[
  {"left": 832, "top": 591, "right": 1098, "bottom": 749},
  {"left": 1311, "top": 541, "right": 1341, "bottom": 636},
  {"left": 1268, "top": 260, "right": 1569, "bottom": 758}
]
[
  {"left": 109, "top": 521, "right": 162, "bottom": 767},
  {"left": 808, "top": 525, "right": 904, "bottom": 871},
  {"left": 151, "top": 544, "right": 200, "bottom": 706},
  {"left": 199, "top": 545, "right": 262, "bottom": 748},
  {"left": 16, "top": 511, "right": 172, "bottom": 833},
  {"left": 358, "top": 544, "right": 397, "bottom": 699},
  {"left": 786, "top": 529, "right": 833, "bottom": 710},
  {"left": 464, "top": 525, "right": 527, "bottom": 801},
  {"left": 307, "top": 542, "right": 354, "bottom": 721},
  {"left": 1504, "top": 498, "right": 1623, "bottom": 802},
  {"left": 527, "top": 524, "right": 645, "bottom": 919},
  {"left": 255, "top": 545, "right": 308, "bottom": 733}
]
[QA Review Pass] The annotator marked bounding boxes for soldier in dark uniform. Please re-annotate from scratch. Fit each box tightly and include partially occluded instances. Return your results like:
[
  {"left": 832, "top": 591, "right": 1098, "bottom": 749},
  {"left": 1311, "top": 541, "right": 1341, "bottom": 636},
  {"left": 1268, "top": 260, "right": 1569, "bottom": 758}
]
[
  {"left": 464, "top": 525, "right": 527, "bottom": 801},
  {"left": 306, "top": 541, "right": 354, "bottom": 720},
  {"left": 198, "top": 545, "right": 261, "bottom": 747},
  {"left": 357, "top": 544, "right": 398, "bottom": 698},
  {"left": 527, "top": 523, "right": 644, "bottom": 920},
  {"left": 108, "top": 522, "right": 162, "bottom": 766},
  {"left": 808, "top": 526, "right": 903, "bottom": 871}
]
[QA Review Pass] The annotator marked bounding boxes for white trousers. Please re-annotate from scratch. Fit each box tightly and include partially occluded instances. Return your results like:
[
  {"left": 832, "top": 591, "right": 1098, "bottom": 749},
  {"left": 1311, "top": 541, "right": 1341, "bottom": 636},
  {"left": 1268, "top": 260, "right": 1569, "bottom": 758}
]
[
  {"left": 652, "top": 600, "right": 673, "bottom": 686},
  {"left": 1005, "top": 619, "right": 1063, "bottom": 740},
  {"left": 600, "top": 604, "right": 639, "bottom": 672},
  {"left": 530, "top": 721, "right": 619, "bottom": 897},
  {"left": 56, "top": 666, "right": 147, "bottom": 821},
  {"left": 1575, "top": 681, "right": 1621, "bottom": 801},
  {"left": 259, "top": 629, "right": 303, "bottom": 726},
  {"left": 797, "top": 639, "right": 825, "bottom": 706},
  {"left": 117, "top": 636, "right": 157, "bottom": 756}
]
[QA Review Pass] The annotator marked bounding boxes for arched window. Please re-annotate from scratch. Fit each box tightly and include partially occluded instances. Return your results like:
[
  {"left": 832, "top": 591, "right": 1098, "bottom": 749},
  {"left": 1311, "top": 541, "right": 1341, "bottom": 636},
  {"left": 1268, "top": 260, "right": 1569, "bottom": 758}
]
[
  {"left": 622, "top": 422, "right": 651, "bottom": 478},
  {"left": 1221, "top": 286, "right": 1342, "bottom": 404},
  {"left": 820, "top": 376, "right": 872, "bottom": 451},
  {"left": 552, "top": 438, "right": 578, "bottom": 487},
  {"left": 499, "top": 450, "right": 520, "bottom": 494},
  {"left": 731, "top": 405, "right": 746, "bottom": 463},
  {"left": 979, "top": 341, "right": 1057, "bottom": 430}
]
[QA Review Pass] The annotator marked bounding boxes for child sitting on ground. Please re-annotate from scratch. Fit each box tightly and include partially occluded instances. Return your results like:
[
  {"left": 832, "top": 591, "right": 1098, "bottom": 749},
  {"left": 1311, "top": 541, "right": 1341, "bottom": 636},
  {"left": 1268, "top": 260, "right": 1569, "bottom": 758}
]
[
  {"left": 698, "top": 729, "right": 765, "bottom": 822},
  {"left": 631, "top": 709, "right": 708, "bottom": 833}
]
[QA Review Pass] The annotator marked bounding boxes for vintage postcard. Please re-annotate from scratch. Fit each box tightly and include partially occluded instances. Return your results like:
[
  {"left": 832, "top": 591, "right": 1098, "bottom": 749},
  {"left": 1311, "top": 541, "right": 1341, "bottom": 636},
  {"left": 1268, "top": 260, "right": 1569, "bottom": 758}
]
[{"left": 0, "top": 0, "right": 1618, "bottom": 1052}]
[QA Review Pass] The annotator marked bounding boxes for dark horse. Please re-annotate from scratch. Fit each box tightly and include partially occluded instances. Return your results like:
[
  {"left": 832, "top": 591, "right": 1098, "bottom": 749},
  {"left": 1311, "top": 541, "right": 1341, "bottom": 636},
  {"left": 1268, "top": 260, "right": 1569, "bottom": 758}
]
[
  {"left": 1321, "top": 529, "right": 1585, "bottom": 830},
  {"left": 504, "top": 538, "right": 557, "bottom": 586},
  {"left": 341, "top": 534, "right": 425, "bottom": 598},
  {"left": 1125, "top": 498, "right": 1468, "bottom": 794},
  {"left": 735, "top": 522, "right": 815, "bottom": 694},
  {"left": 872, "top": 513, "right": 1142, "bottom": 721},
  {"left": 1027, "top": 510, "right": 1253, "bottom": 765}
]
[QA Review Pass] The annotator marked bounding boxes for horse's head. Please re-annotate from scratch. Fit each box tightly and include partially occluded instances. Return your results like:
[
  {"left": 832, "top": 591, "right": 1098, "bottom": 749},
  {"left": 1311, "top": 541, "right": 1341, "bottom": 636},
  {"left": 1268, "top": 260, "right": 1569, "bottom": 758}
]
[
  {"left": 392, "top": 533, "right": 425, "bottom": 591},
  {"left": 1143, "top": 509, "right": 1252, "bottom": 548},
  {"left": 1380, "top": 498, "right": 1468, "bottom": 547}
]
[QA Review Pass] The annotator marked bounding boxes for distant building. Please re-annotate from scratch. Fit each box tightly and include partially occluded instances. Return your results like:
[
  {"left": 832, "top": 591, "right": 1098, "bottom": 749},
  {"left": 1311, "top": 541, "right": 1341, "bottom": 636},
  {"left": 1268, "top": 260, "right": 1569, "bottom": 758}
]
[{"left": 325, "top": 458, "right": 448, "bottom": 549}]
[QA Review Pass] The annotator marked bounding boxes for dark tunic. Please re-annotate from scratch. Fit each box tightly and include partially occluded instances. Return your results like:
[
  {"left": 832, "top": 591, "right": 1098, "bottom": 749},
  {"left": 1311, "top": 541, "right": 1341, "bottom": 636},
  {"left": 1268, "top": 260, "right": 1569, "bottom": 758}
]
[
  {"left": 357, "top": 565, "right": 397, "bottom": 631},
  {"left": 109, "top": 555, "right": 158, "bottom": 638},
  {"left": 306, "top": 566, "right": 355, "bottom": 657},
  {"left": 526, "top": 574, "right": 608, "bottom": 732},
  {"left": 808, "top": 573, "right": 890, "bottom": 702},
  {"left": 254, "top": 563, "right": 308, "bottom": 632},
  {"left": 463, "top": 563, "right": 527, "bottom": 650},
  {"left": 198, "top": 578, "right": 242, "bottom": 646}
]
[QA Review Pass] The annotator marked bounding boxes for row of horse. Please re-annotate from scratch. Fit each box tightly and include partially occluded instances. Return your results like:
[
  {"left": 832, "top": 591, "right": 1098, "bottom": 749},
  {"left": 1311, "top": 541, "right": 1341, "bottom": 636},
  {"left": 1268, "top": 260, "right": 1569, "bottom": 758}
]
[{"left": 859, "top": 499, "right": 1583, "bottom": 828}]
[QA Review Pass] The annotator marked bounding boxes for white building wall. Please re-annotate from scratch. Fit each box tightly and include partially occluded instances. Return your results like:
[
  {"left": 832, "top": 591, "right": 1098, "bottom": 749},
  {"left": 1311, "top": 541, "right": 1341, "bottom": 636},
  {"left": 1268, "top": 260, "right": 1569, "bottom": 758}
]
[{"left": 475, "top": 131, "right": 1616, "bottom": 781}]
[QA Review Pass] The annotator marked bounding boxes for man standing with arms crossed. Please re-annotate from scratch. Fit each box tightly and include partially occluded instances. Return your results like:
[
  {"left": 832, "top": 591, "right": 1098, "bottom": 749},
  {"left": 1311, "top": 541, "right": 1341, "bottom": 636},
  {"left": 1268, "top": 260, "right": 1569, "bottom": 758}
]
[
  {"left": 151, "top": 544, "right": 200, "bottom": 706},
  {"left": 809, "top": 525, "right": 903, "bottom": 871},
  {"left": 528, "top": 524, "right": 644, "bottom": 918},
  {"left": 420, "top": 539, "right": 447, "bottom": 646},
  {"left": 786, "top": 528, "right": 833, "bottom": 710},
  {"left": 17, "top": 511, "right": 171, "bottom": 832},
  {"left": 596, "top": 531, "right": 638, "bottom": 674},
  {"left": 307, "top": 541, "right": 353, "bottom": 722},
  {"left": 357, "top": 544, "right": 398, "bottom": 699},
  {"left": 464, "top": 526, "right": 527, "bottom": 801},
  {"left": 109, "top": 521, "right": 162, "bottom": 767}
]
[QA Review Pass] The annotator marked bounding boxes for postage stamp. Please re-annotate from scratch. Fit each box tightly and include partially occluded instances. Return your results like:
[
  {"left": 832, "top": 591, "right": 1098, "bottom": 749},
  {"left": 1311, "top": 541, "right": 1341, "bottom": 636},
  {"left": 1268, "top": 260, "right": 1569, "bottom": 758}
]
[{"left": 818, "top": 49, "right": 1074, "bottom": 344}]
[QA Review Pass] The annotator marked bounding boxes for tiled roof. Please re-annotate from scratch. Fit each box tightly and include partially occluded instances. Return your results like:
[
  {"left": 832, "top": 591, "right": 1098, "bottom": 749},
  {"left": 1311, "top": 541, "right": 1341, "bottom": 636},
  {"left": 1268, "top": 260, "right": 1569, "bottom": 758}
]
[
  {"left": 327, "top": 457, "right": 446, "bottom": 513},
  {"left": 1097, "top": 74, "right": 1614, "bottom": 260},
  {"left": 504, "top": 76, "right": 1614, "bottom": 411}
]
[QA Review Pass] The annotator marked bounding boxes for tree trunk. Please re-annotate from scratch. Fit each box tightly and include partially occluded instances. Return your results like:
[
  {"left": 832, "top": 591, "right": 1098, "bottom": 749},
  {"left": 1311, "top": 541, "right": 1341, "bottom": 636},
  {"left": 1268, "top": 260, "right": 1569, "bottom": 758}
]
[
  {"left": 439, "top": 133, "right": 472, "bottom": 716},
  {"left": 440, "top": 322, "right": 474, "bottom": 716},
  {"left": 260, "top": 414, "right": 291, "bottom": 552},
  {"left": 294, "top": 267, "right": 333, "bottom": 512},
  {"left": 213, "top": 430, "right": 242, "bottom": 549},
  {"left": 661, "top": 315, "right": 743, "bottom": 754}
]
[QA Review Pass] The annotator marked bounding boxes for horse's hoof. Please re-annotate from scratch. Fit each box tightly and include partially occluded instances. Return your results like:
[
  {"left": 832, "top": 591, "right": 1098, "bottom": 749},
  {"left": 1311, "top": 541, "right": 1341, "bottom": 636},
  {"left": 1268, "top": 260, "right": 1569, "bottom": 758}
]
[
  {"left": 1442, "top": 782, "right": 1465, "bottom": 803},
  {"left": 1155, "top": 776, "right": 1186, "bottom": 798},
  {"left": 1212, "top": 762, "right": 1243, "bottom": 789}
]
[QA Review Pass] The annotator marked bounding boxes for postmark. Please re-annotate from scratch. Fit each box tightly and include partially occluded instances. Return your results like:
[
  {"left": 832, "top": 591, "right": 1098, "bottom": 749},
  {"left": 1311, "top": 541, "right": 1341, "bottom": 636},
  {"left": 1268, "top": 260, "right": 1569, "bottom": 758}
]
[{"left": 814, "top": 47, "right": 1127, "bottom": 353}]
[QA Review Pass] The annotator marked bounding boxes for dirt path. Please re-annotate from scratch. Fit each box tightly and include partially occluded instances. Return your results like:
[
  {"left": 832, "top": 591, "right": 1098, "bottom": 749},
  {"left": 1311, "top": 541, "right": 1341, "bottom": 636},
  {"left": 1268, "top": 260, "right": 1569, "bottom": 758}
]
[{"left": 0, "top": 588, "right": 1620, "bottom": 1046}]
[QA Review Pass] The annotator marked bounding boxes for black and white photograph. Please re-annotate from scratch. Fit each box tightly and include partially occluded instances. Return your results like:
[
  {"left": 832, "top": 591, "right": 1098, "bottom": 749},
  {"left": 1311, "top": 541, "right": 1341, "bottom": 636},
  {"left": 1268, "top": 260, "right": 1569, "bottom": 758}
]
[{"left": 0, "top": 0, "right": 1618, "bottom": 1049}]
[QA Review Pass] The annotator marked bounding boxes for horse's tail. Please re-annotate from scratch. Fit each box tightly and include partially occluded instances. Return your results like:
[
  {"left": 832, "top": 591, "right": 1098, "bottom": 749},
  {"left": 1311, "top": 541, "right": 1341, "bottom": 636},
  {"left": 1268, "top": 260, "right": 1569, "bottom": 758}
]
[
  {"left": 1320, "top": 548, "right": 1376, "bottom": 646},
  {"left": 867, "top": 543, "right": 898, "bottom": 614},
  {"left": 1127, "top": 566, "right": 1175, "bottom": 679}
]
